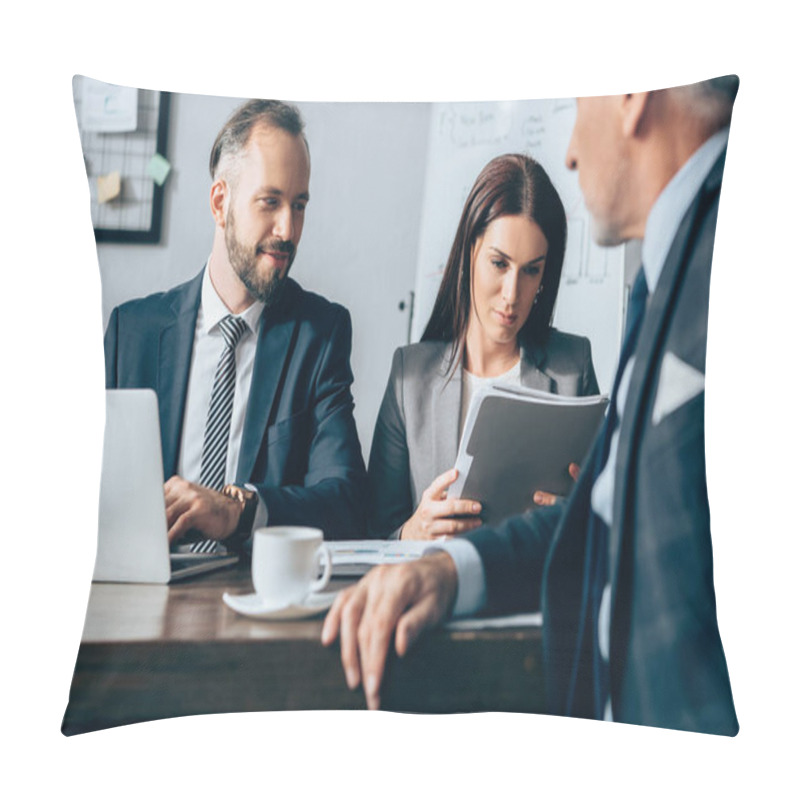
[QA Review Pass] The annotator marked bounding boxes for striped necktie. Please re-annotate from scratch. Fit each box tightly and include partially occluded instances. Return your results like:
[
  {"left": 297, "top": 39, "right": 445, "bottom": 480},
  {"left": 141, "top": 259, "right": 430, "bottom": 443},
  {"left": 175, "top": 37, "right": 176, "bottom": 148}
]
[{"left": 191, "top": 314, "right": 248, "bottom": 553}]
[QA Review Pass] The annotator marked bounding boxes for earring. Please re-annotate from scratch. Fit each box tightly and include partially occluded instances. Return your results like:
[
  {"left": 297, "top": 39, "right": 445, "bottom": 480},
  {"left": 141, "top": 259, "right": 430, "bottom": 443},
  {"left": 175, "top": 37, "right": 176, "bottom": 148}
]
[{"left": 534, "top": 284, "right": 544, "bottom": 305}]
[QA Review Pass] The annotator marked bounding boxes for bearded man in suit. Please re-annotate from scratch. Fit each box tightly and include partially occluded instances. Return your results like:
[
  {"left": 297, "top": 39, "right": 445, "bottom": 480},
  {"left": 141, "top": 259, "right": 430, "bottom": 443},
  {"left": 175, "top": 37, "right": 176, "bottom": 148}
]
[
  {"left": 105, "top": 99, "right": 367, "bottom": 551},
  {"left": 322, "top": 77, "right": 739, "bottom": 735}
]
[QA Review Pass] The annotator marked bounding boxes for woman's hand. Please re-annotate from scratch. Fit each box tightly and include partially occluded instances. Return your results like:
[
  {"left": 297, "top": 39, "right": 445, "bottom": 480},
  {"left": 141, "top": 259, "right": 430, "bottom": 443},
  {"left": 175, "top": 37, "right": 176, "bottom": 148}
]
[
  {"left": 532, "top": 462, "right": 581, "bottom": 507},
  {"left": 400, "top": 468, "right": 482, "bottom": 540}
]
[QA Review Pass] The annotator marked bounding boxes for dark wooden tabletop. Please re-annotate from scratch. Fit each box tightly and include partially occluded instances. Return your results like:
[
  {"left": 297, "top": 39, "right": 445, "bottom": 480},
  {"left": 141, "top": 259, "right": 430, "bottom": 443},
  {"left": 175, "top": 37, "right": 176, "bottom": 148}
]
[{"left": 63, "top": 564, "right": 544, "bottom": 734}]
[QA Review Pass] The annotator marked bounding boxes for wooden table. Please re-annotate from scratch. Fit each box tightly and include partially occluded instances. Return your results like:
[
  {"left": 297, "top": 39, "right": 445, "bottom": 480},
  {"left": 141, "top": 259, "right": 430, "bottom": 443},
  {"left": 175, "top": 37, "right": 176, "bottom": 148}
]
[{"left": 62, "top": 564, "right": 544, "bottom": 734}]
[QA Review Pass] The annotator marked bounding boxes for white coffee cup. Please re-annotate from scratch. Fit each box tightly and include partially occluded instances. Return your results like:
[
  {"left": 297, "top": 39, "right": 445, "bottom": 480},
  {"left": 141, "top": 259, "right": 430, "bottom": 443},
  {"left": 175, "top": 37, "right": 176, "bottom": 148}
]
[{"left": 251, "top": 526, "right": 332, "bottom": 607}]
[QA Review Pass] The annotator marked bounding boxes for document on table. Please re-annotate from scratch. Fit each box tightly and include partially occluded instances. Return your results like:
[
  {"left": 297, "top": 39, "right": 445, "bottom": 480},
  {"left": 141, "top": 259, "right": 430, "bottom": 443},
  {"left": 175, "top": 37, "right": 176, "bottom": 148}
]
[
  {"left": 329, "top": 541, "right": 542, "bottom": 628},
  {"left": 329, "top": 540, "right": 429, "bottom": 576},
  {"left": 445, "top": 612, "right": 542, "bottom": 630}
]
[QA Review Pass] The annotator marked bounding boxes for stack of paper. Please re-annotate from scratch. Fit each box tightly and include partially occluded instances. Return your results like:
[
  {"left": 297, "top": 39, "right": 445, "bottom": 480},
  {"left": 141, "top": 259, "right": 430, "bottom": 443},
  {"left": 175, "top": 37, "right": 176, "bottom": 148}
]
[{"left": 450, "top": 385, "right": 608, "bottom": 525}]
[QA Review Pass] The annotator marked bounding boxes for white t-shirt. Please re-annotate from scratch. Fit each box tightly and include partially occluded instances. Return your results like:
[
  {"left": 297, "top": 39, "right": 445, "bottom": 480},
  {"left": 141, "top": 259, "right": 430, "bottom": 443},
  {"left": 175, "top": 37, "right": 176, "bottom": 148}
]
[{"left": 459, "top": 359, "right": 522, "bottom": 441}]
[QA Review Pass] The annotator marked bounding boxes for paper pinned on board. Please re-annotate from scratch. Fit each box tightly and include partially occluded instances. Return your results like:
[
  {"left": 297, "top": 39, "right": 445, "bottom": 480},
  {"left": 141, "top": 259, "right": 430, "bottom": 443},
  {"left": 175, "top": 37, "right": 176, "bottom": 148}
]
[{"left": 81, "top": 78, "right": 138, "bottom": 133}]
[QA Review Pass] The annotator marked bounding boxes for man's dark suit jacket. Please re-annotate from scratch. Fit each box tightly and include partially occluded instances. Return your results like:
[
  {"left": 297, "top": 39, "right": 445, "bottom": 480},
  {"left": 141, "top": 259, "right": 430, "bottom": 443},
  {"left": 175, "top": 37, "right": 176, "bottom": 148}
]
[
  {"left": 465, "top": 151, "right": 739, "bottom": 735},
  {"left": 104, "top": 271, "right": 367, "bottom": 541}
]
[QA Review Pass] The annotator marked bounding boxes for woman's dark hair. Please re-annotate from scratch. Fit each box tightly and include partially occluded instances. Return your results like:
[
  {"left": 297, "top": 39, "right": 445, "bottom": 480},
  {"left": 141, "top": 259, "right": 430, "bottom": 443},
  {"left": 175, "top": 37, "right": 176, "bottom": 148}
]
[{"left": 421, "top": 154, "right": 567, "bottom": 367}]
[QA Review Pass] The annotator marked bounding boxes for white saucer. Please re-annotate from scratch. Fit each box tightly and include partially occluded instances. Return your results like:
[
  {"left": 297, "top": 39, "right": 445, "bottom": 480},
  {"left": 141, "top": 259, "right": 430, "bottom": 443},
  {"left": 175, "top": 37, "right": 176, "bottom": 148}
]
[{"left": 222, "top": 590, "right": 337, "bottom": 620}]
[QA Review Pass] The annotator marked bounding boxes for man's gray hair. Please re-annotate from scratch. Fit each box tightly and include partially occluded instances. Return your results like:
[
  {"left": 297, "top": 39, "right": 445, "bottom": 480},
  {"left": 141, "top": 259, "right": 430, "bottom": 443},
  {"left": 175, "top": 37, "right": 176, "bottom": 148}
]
[
  {"left": 672, "top": 75, "right": 739, "bottom": 131},
  {"left": 209, "top": 99, "right": 307, "bottom": 181}
]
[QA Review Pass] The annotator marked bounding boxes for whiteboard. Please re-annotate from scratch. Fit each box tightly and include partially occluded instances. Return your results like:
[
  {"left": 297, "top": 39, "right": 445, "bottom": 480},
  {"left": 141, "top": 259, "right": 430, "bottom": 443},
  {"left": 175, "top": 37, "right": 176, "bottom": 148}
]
[{"left": 412, "top": 99, "right": 626, "bottom": 393}]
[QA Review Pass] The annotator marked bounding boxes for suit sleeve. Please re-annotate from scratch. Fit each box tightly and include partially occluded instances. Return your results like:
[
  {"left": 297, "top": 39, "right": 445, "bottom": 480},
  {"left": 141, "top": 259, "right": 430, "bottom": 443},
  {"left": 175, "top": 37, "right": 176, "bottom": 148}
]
[
  {"left": 256, "top": 308, "right": 368, "bottom": 540},
  {"left": 462, "top": 503, "right": 564, "bottom": 614},
  {"left": 367, "top": 348, "right": 412, "bottom": 538}
]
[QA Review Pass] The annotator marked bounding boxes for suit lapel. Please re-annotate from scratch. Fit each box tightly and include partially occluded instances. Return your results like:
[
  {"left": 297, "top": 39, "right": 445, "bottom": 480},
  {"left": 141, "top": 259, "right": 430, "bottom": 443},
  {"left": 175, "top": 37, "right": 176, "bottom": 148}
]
[
  {"left": 236, "top": 282, "right": 299, "bottom": 483},
  {"left": 608, "top": 152, "right": 726, "bottom": 594},
  {"left": 520, "top": 342, "right": 557, "bottom": 392},
  {"left": 431, "top": 343, "right": 462, "bottom": 475},
  {"left": 157, "top": 272, "right": 203, "bottom": 478}
]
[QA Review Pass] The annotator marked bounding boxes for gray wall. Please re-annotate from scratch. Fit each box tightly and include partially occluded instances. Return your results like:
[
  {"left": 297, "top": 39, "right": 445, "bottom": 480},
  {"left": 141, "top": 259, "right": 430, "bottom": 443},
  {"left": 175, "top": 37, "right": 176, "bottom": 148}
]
[{"left": 96, "top": 93, "right": 431, "bottom": 457}]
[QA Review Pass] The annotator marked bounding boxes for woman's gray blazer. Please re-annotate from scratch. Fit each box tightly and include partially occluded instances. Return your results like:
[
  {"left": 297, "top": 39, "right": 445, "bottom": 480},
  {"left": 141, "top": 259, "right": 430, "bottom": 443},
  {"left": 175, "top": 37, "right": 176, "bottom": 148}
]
[{"left": 367, "top": 331, "right": 599, "bottom": 538}]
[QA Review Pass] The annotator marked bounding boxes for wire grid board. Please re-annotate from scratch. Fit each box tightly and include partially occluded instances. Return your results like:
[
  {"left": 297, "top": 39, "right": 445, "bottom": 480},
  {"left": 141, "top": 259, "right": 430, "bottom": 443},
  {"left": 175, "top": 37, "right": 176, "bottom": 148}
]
[{"left": 72, "top": 77, "right": 169, "bottom": 242}]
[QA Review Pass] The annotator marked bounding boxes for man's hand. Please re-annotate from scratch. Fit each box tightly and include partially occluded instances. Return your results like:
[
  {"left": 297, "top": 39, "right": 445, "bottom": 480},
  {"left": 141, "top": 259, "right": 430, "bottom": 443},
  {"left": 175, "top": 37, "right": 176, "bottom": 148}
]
[
  {"left": 164, "top": 475, "right": 241, "bottom": 543},
  {"left": 532, "top": 462, "right": 581, "bottom": 506},
  {"left": 321, "top": 552, "right": 458, "bottom": 710},
  {"left": 401, "top": 468, "right": 482, "bottom": 540}
]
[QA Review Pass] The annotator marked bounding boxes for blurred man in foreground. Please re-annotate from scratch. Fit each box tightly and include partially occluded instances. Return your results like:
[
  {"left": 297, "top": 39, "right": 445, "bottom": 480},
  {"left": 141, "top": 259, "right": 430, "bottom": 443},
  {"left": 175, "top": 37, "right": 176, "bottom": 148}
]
[{"left": 322, "top": 78, "right": 739, "bottom": 735}]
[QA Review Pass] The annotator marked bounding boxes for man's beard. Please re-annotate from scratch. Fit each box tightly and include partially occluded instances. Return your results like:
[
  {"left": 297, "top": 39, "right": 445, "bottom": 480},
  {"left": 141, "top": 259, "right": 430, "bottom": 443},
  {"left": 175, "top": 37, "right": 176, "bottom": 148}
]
[{"left": 225, "top": 210, "right": 295, "bottom": 307}]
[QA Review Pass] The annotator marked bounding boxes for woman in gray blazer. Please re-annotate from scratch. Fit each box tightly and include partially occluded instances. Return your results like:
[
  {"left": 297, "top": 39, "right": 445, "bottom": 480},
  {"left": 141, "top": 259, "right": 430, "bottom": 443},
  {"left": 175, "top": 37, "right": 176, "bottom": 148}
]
[{"left": 368, "top": 154, "right": 599, "bottom": 540}]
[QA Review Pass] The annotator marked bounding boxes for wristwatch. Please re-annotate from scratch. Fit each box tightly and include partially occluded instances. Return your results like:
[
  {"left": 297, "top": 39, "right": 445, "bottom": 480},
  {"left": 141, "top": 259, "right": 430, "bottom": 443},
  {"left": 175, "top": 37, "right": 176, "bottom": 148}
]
[{"left": 222, "top": 484, "right": 259, "bottom": 549}]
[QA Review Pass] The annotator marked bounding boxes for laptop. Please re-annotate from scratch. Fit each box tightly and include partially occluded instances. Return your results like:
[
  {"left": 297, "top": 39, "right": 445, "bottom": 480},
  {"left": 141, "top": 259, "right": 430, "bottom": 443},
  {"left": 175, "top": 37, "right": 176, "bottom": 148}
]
[{"left": 94, "top": 389, "right": 239, "bottom": 583}]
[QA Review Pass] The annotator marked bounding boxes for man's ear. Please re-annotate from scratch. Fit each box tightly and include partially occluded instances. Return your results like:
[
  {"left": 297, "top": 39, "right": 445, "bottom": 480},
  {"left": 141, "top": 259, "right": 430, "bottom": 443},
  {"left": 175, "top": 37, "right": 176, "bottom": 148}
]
[
  {"left": 210, "top": 178, "right": 228, "bottom": 227},
  {"left": 621, "top": 92, "right": 650, "bottom": 139}
]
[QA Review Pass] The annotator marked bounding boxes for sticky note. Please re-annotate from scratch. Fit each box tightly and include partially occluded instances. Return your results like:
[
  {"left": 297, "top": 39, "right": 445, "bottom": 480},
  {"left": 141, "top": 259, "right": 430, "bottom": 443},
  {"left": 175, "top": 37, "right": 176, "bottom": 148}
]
[
  {"left": 97, "top": 171, "right": 121, "bottom": 204},
  {"left": 148, "top": 153, "right": 171, "bottom": 186}
]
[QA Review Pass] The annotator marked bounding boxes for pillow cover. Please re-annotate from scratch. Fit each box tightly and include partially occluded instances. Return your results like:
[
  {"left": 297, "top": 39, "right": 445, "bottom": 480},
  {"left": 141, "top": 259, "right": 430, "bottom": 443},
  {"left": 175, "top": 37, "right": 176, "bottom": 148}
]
[{"left": 63, "top": 76, "right": 738, "bottom": 736}]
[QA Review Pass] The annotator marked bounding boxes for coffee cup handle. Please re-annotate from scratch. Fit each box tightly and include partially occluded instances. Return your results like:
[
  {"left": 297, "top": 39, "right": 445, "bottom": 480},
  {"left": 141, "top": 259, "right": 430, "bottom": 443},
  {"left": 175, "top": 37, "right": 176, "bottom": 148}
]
[{"left": 309, "top": 544, "right": 332, "bottom": 593}]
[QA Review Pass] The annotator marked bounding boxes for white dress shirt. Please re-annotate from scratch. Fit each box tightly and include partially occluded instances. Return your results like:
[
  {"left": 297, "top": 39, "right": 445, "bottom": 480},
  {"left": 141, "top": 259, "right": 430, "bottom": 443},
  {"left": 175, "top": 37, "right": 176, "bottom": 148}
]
[
  {"left": 436, "top": 128, "right": 730, "bottom": 625},
  {"left": 176, "top": 264, "right": 268, "bottom": 531}
]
